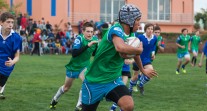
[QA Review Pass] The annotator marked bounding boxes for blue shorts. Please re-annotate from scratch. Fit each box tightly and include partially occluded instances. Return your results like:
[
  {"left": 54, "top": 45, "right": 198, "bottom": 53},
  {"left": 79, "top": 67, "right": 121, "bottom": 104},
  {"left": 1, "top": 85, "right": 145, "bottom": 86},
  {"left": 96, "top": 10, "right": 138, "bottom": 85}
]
[
  {"left": 66, "top": 68, "right": 86, "bottom": 78},
  {"left": 82, "top": 77, "right": 125, "bottom": 105},
  {"left": 177, "top": 52, "right": 190, "bottom": 59}
]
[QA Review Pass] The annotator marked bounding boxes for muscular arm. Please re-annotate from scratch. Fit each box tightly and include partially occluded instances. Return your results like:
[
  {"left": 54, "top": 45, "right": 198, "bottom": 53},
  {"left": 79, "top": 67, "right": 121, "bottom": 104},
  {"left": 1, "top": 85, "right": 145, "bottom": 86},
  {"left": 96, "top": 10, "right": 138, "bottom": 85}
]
[
  {"left": 72, "top": 46, "right": 88, "bottom": 57},
  {"left": 112, "top": 35, "right": 142, "bottom": 55}
]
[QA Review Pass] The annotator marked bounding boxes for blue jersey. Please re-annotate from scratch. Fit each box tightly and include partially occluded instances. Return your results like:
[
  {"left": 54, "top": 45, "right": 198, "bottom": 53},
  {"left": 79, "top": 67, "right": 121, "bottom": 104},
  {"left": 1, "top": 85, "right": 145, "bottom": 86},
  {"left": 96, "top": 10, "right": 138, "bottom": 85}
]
[
  {"left": 122, "top": 63, "right": 130, "bottom": 72},
  {"left": 0, "top": 29, "right": 22, "bottom": 76},
  {"left": 203, "top": 42, "right": 207, "bottom": 56},
  {"left": 136, "top": 33, "right": 157, "bottom": 65}
]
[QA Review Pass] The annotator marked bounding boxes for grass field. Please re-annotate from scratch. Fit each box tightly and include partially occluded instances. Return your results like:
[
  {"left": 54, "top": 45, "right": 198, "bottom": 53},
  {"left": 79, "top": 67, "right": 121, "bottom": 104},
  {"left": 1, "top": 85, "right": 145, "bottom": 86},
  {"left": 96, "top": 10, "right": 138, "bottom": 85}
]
[{"left": 0, "top": 54, "right": 207, "bottom": 111}]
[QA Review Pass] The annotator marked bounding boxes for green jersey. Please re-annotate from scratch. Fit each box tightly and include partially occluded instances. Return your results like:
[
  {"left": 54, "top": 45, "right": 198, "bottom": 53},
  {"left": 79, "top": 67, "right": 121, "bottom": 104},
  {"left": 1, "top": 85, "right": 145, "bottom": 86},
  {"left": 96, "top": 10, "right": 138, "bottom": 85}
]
[
  {"left": 191, "top": 35, "right": 201, "bottom": 51},
  {"left": 176, "top": 34, "right": 190, "bottom": 53},
  {"left": 155, "top": 36, "right": 163, "bottom": 55},
  {"left": 65, "top": 34, "right": 98, "bottom": 71},
  {"left": 85, "top": 23, "right": 131, "bottom": 83}
]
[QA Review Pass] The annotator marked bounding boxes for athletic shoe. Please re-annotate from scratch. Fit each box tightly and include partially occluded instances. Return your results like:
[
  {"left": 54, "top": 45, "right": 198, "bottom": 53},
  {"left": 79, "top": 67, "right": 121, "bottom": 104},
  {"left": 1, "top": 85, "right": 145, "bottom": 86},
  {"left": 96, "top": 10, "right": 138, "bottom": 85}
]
[
  {"left": 133, "top": 86, "right": 138, "bottom": 92},
  {"left": 74, "top": 104, "right": 82, "bottom": 111},
  {"left": 176, "top": 71, "right": 180, "bottom": 75},
  {"left": 138, "top": 86, "right": 144, "bottom": 95},
  {"left": 182, "top": 68, "right": 186, "bottom": 73},
  {"left": 0, "top": 93, "right": 5, "bottom": 99},
  {"left": 50, "top": 99, "right": 58, "bottom": 109}
]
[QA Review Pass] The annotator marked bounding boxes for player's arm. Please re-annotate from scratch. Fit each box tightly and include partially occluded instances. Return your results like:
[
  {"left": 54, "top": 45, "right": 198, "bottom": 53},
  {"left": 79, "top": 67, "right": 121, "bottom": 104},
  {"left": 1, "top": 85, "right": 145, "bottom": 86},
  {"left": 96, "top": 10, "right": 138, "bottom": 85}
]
[
  {"left": 113, "top": 35, "right": 143, "bottom": 55},
  {"left": 151, "top": 38, "right": 157, "bottom": 60},
  {"left": 5, "top": 50, "right": 20, "bottom": 67},
  {"left": 176, "top": 37, "right": 185, "bottom": 49},
  {"left": 158, "top": 38, "right": 164, "bottom": 52},
  {"left": 133, "top": 55, "right": 157, "bottom": 78},
  {"left": 188, "top": 37, "right": 192, "bottom": 51}
]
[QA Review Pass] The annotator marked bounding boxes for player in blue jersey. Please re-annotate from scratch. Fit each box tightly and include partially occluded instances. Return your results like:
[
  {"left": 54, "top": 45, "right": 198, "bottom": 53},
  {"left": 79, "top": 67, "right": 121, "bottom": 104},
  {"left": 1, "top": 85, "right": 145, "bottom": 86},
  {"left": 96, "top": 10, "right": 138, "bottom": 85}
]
[
  {"left": 129, "top": 23, "right": 157, "bottom": 95},
  {"left": 49, "top": 22, "right": 98, "bottom": 110},
  {"left": 81, "top": 5, "right": 157, "bottom": 111},
  {"left": 0, "top": 12, "right": 22, "bottom": 99},
  {"left": 198, "top": 41, "right": 207, "bottom": 74}
]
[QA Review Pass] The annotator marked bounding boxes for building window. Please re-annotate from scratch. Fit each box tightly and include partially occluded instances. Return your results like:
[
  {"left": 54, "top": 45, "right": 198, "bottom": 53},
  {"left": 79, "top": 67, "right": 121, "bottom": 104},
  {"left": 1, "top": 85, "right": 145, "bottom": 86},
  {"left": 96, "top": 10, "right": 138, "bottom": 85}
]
[
  {"left": 100, "top": 0, "right": 125, "bottom": 22},
  {"left": 148, "top": 0, "right": 170, "bottom": 21},
  {"left": 51, "top": 0, "right": 56, "bottom": 16},
  {"left": 27, "top": 0, "right": 32, "bottom": 16}
]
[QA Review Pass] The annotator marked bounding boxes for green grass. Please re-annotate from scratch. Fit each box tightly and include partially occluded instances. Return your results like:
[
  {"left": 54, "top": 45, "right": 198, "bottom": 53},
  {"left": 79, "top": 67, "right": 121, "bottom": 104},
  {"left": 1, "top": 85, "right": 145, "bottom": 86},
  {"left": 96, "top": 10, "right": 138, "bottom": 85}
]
[{"left": 0, "top": 54, "right": 207, "bottom": 111}]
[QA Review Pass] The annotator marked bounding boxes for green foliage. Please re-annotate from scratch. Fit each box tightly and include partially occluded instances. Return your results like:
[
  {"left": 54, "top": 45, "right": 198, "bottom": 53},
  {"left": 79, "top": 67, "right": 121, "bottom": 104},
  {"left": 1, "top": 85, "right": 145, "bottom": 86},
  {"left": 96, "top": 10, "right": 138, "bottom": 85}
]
[
  {"left": 0, "top": 0, "right": 9, "bottom": 10},
  {"left": 201, "top": 33, "right": 207, "bottom": 41},
  {"left": 194, "top": 23, "right": 201, "bottom": 30},
  {"left": 0, "top": 55, "right": 207, "bottom": 111},
  {"left": 195, "top": 8, "right": 207, "bottom": 30}
]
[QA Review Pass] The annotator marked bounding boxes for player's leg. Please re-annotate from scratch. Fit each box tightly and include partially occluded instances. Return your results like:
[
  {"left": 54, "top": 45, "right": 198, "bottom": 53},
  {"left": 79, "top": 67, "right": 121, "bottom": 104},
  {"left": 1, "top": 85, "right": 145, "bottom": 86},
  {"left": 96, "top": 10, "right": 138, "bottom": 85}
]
[
  {"left": 191, "top": 50, "right": 198, "bottom": 66},
  {"left": 110, "top": 74, "right": 130, "bottom": 111},
  {"left": 0, "top": 74, "right": 8, "bottom": 100},
  {"left": 75, "top": 68, "right": 87, "bottom": 111},
  {"left": 129, "top": 63, "right": 139, "bottom": 94},
  {"left": 181, "top": 53, "right": 190, "bottom": 73},
  {"left": 50, "top": 69, "right": 80, "bottom": 109},
  {"left": 137, "top": 64, "right": 153, "bottom": 95},
  {"left": 206, "top": 58, "right": 207, "bottom": 74},
  {"left": 106, "top": 85, "right": 134, "bottom": 111},
  {"left": 176, "top": 53, "right": 183, "bottom": 74},
  {"left": 0, "top": 85, "right": 6, "bottom": 99}
]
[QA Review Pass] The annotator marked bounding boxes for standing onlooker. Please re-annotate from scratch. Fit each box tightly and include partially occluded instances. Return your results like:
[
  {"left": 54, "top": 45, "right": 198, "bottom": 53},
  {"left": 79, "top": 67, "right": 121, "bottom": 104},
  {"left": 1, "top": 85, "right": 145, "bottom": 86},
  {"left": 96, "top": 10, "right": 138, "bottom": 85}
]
[
  {"left": 31, "top": 29, "right": 42, "bottom": 56},
  {"left": 175, "top": 28, "right": 191, "bottom": 74},
  {"left": 0, "top": 12, "right": 22, "bottom": 99},
  {"left": 198, "top": 41, "right": 207, "bottom": 74},
  {"left": 190, "top": 30, "right": 202, "bottom": 66},
  {"left": 20, "top": 13, "right": 27, "bottom": 31}
]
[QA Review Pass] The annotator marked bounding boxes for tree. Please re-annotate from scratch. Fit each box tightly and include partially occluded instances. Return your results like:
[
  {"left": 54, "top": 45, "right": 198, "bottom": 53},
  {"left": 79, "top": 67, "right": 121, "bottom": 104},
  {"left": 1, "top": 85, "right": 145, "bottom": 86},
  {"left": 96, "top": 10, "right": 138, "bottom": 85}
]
[
  {"left": 195, "top": 8, "right": 207, "bottom": 30},
  {"left": 0, "top": 0, "right": 9, "bottom": 10}
]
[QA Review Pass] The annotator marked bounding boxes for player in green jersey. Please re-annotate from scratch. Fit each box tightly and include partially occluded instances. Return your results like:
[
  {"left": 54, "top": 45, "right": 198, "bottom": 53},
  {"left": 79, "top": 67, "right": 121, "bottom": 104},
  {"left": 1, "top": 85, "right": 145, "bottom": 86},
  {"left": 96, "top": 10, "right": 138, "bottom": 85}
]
[
  {"left": 154, "top": 25, "right": 165, "bottom": 54},
  {"left": 81, "top": 4, "right": 157, "bottom": 111},
  {"left": 176, "top": 28, "right": 191, "bottom": 74},
  {"left": 49, "top": 22, "right": 98, "bottom": 110},
  {"left": 190, "top": 30, "right": 202, "bottom": 66}
]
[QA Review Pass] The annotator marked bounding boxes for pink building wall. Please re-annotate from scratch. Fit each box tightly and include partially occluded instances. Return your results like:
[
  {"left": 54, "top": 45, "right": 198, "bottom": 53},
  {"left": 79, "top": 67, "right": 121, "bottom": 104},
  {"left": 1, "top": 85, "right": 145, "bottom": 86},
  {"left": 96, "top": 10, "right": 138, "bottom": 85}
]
[{"left": 5, "top": 0, "right": 194, "bottom": 33}]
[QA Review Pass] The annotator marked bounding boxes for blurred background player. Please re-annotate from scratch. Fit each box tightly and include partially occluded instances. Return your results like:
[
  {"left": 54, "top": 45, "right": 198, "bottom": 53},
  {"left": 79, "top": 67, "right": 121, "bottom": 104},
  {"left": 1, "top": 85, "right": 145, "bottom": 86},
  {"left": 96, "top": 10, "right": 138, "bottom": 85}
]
[
  {"left": 49, "top": 22, "right": 98, "bottom": 110},
  {"left": 0, "top": 12, "right": 22, "bottom": 100},
  {"left": 198, "top": 41, "right": 207, "bottom": 74},
  {"left": 175, "top": 28, "right": 191, "bottom": 74},
  {"left": 154, "top": 25, "right": 165, "bottom": 54},
  {"left": 129, "top": 23, "right": 157, "bottom": 95},
  {"left": 190, "top": 30, "right": 202, "bottom": 66}
]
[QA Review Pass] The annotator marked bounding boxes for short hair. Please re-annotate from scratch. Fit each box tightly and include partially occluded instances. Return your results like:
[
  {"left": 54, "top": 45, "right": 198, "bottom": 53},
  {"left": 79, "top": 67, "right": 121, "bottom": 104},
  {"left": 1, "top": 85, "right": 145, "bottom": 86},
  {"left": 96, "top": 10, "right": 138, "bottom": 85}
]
[
  {"left": 144, "top": 23, "right": 154, "bottom": 32},
  {"left": 154, "top": 25, "right": 161, "bottom": 31},
  {"left": 0, "top": 12, "right": 15, "bottom": 22},
  {"left": 181, "top": 28, "right": 188, "bottom": 33},
  {"left": 82, "top": 22, "right": 94, "bottom": 31}
]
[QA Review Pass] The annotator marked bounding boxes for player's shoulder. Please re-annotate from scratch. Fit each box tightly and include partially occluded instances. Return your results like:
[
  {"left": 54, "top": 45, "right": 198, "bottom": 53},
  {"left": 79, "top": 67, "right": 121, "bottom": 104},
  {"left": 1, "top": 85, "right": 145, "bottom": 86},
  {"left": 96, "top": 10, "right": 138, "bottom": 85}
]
[{"left": 12, "top": 32, "right": 22, "bottom": 40}]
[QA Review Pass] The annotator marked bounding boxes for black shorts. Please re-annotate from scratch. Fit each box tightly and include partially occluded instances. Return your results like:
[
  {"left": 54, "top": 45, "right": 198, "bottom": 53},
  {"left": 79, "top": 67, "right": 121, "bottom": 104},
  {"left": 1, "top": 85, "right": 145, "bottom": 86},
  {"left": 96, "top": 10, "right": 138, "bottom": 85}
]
[
  {"left": 0, "top": 74, "right": 9, "bottom": 87},
  {"left": 132, "top": 62, "right": 151, "bottom": 71},
  {"left": 122, "top": 71, "right": 131, "bottom": 78}
]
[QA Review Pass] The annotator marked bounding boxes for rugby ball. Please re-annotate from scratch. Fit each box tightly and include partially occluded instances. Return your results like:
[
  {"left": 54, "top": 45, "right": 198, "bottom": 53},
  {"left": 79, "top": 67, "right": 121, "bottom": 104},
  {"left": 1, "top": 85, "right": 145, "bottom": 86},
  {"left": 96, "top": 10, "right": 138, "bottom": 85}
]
[{"left": 120, "top": 37, "right": 141, "bottom": 58}]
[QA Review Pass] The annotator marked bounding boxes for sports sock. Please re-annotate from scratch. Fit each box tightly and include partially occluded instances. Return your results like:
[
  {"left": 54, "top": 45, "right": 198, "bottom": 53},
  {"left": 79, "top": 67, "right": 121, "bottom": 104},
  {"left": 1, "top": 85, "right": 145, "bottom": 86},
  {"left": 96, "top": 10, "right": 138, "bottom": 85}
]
[
  {"left": 182, "top": 64, "right": 185, "bottom": 69},
  {"left": 139, "top": 74, "right": 150, "bottom": 87},
  {"left": 191, "top": 56, "right": 195, "bottom": 64},
  {"left": 53, "top": 86, "right": 64, "bottom": 101},
  {"left": 176, "top": 69, "right": 179, "bottom": 72},
  {"left": 0, "top": 85, "right": 5, "bottom": 93},
  {"left": 194, "top": 57, "right": 197, "bottom": 65},
  {"left": 76, "top": 89, "right": 82, "bottom": 107},
  {"left": 129, "top": 80, "right": 137, "bottom": 92},
  {"left": 110, "top": 103, "right": 118, "bottom": 110}
]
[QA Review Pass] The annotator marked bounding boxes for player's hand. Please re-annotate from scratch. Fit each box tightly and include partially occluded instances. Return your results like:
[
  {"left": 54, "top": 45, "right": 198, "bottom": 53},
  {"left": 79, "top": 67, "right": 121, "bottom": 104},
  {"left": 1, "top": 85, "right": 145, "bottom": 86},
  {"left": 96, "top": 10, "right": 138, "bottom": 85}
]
[
  {"left": 5, "top": 57, "right": 14, "bottom": 67},
  {"left": 198, "top": 63, "right": 202, "bottom": 67},
  {"left": 88, "top": 41, "right": 98, "bottom": 47},
  {"left": 142, "top": 68, "right": 157, "bottom": 78},
  {"left": 181, "top": 45, "right": 185, "bottom": 49},
  {"left": 151, "top": 54, "right": 155, "bottom": 60}
]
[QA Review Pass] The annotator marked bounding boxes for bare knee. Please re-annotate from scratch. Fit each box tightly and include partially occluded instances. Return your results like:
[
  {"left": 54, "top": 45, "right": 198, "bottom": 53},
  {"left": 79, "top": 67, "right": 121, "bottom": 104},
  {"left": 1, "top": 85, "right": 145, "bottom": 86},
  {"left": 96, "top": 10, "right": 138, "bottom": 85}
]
[
  {"left": 118, "top": 96, "right": 134, "bottom": 111},
  {"left": 63, "top": 84, "right": 71, "bottom": 92}
]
